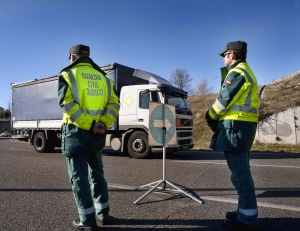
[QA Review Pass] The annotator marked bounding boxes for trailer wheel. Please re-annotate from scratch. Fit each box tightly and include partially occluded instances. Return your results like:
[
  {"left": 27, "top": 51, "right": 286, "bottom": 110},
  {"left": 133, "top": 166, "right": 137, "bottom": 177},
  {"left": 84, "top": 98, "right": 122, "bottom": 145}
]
[
  {"left": 33, "top": 132, "right": 55, "bottom": 153},
  {"left": 127, "top": 131, "right": 150, "bottom": 159}
]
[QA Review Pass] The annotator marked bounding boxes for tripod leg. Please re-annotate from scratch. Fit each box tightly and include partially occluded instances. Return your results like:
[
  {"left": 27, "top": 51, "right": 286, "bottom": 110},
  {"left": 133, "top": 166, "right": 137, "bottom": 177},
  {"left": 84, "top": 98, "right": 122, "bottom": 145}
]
[
  {"left": 134, "top": 180, "right": 164, "bottom": 204},
  {"left": 165, "top": 180, "right": 204, "bottom": 204}
]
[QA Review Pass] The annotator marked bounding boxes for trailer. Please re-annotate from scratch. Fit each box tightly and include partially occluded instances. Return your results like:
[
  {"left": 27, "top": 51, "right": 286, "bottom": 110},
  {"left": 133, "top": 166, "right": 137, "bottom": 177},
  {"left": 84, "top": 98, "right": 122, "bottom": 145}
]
[{"left": 11, "top": 63, "right": 194, "bottom": 158}]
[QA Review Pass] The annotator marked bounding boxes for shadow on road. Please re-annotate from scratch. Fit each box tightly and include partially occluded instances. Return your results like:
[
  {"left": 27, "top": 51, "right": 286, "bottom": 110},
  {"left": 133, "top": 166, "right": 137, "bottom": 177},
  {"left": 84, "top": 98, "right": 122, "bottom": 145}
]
[
  {"left": 1, "top": 185, "right": 299, "bottom": 200},
  {"left": 40, "top": 147, "right": 300, "bottom": 161},
  {"left": 97, "top": 217, "right": 300, "bottom": 231}
]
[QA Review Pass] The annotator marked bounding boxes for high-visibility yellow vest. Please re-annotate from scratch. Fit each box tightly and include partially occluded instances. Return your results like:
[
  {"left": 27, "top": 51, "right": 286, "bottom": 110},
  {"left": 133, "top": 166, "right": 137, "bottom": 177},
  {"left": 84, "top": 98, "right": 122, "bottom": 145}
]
[
  {"left": 209, "top": 62, "right": 260, "bottom": 123},
  {"left": 60, "top": 63, "right": 120, "bottom": 130}
]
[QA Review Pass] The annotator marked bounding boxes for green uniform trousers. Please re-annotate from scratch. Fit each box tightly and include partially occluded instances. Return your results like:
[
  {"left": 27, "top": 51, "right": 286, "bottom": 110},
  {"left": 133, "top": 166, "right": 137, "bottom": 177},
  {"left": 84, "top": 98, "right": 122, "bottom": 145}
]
[
  {"left": 225, "top": 151, "right": 259, "bottom": 226},
  {"left": 66, "top": 150, "right": 109, "bottom": 227}
]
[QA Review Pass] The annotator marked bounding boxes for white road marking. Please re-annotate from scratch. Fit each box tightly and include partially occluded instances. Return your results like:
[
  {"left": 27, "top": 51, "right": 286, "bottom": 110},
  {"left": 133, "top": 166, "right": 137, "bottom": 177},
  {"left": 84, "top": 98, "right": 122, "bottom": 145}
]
[
  {"left": 251, "top": 164, "right": 300, "bottom": 169},
  {"left": 108, "top": 183, "right": 300, "bottom": 212},
  {"left": 108, "top": 183, "right": 137, "bottom": 190},
  {"left": 9, "top": 148, "right": 34, "bottom": 152},
  {"left": 172, "top": 160, "right": 300, "bottom": 169},
  {"left": 202, "top": 196, "right": 300, "bottom": 212}
]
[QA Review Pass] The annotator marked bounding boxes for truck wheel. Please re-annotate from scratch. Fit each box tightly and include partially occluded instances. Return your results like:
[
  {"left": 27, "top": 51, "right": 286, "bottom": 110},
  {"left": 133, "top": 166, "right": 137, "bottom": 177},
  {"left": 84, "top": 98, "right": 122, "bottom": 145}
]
[
  {"left": 33, "top": 132, "right": 55, "bottom": 153},
  {"left": 127, "top": 131, "right": 150, "bottom": 159}
]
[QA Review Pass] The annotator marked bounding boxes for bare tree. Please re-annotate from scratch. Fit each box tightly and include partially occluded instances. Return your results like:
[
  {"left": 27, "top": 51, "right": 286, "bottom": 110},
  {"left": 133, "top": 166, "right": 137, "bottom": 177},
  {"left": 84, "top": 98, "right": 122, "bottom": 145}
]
[
  {"left": 169, "top": 68, "right": 193, "bottom": 94},
  {"left": 4, "top": 109, "right": 11, "bottom": 120},
  {"left": 195, "top": 78, "right": 213, "bottom": 95},
  {"left": 0, "top": 107, "right": 4, "bottom": 119}
]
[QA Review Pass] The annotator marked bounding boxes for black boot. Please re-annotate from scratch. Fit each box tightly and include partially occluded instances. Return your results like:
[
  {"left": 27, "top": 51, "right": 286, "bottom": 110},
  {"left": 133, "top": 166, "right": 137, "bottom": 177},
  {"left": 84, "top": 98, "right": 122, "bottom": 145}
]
[
  {"left": 72, "top": 219, "right": 98, "bottom": 231},
  {"left": 225, "top": 211, "right": 238, "bottom": 220},
  {"left": 100, "top": 218, "right": 110, "bottom": 225}
]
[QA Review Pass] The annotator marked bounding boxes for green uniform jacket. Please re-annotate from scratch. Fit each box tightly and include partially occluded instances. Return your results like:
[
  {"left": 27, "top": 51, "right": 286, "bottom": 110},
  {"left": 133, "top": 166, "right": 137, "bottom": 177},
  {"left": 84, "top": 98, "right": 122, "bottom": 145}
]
[
  {"left": 209, "top": 59, "right": 259, "bottom": 152},
  {"left": 210, "top": 120, "right": 257, "bottom": 152}
]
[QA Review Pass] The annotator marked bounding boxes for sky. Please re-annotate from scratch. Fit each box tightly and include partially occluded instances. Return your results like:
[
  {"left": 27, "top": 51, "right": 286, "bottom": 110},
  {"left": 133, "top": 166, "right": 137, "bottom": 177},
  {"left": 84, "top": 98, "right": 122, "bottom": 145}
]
[{"left": 1, "top": 0, "right": 300, "bottom": 109}]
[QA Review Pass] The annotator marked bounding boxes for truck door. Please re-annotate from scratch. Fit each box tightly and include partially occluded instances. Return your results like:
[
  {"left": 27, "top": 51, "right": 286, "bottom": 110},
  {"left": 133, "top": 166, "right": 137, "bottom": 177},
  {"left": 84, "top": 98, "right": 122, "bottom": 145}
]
[
  {"left": 137, "top": 90, "right": 160, "bottom": 128},
  {"left": 119, "top": 90, "right": 137, "bottom": 126}
]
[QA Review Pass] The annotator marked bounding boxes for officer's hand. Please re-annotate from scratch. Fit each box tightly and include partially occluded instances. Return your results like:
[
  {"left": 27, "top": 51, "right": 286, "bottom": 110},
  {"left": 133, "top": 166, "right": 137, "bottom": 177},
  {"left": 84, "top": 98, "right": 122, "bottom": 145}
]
[
  {"left": 93, "top": 122, "right": 106, "bottom": 135},
  {"left": 205, "top": 111, "right": 218, "bottom": 132}
]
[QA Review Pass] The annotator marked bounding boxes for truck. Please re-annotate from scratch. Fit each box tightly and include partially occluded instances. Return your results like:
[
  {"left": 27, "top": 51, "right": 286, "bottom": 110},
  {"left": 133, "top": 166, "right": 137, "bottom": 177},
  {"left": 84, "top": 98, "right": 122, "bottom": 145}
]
[{"left": 11, "top": 63, "right": 194, "bottom": 159}]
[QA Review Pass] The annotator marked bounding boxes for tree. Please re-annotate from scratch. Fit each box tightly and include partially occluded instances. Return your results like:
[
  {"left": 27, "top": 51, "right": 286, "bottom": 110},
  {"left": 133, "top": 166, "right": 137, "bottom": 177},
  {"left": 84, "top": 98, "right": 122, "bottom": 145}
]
[
  {"left": 5, "top": 109, "right": 11, "bottom": 120},
  {"left": 0, "top": 107, "right": 4, "bottom": 120},
  {"left": 169, "top": 68, "right": 193, "bottom": 94},
  {"left": 0, "top": 107, "right": 11, "bottom": 120},
  {"left": 195, "top": 78, "right": 213, "bottom": 95}
]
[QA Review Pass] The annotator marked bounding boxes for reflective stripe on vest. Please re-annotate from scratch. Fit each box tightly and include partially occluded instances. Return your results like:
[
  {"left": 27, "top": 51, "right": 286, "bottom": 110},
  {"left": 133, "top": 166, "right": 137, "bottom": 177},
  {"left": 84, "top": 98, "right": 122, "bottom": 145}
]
[
  {"left": 105, "top": 76, "right": 111, "bottom": 100},
  {"left": 78, "top": 206, "right": 95, "bottom": 215},
  {"left": 82, "top": 109, "right": 105, "bottom": 116},
  {"left": 64, "top": 69, "right": 112, "bottom": 118},
  {"left": 227, "top": 67, "right": 258, "bottom": 115},
  {"left": 214, "top": 99, "right": 226, "bottom": 112},
  {"left": 62, "top": 102, "right": 77, "bottom": 113},
  {"left": 105, "top": 108, "right": 118, "bottom": 118},
  {"left": 64, "top": 70, "right": 83, "bottom": 122},
  {"left": 108, "top": 103, "right": 120, "bottom": 111},
  {"left": 68, "top": 110, "right": 82, "bottom": 122},
  {"left": 209, "top": 98, "right": 225, "bottom": 119},
  {"left": 105, "top": 103, "right": 120, "bottom": 118},
  {"left": 212, "top": 67, "right": 259, "bottom": 118},
  {"left": 239, "top": 208, "right": 258, "bottom": 216},
  {"left": 94, "top": 201, "right": 109, "bottom": 210},
  {"left": 66, "top": 70, "right": 80, "bottom": 104}
]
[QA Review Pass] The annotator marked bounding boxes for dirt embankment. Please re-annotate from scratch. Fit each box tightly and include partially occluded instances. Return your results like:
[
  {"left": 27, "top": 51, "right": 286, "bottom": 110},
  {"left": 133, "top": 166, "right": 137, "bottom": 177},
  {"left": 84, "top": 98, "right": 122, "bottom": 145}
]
[{"left": 188, "top": 70, "right": 300, "bottom": 152}]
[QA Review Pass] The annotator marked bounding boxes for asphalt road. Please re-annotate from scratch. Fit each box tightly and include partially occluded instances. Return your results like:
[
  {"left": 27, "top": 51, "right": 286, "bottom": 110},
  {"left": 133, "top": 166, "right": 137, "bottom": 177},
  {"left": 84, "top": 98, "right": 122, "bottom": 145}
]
[{"left": 0, "top": 138, "right": 300, "bottom": 231}]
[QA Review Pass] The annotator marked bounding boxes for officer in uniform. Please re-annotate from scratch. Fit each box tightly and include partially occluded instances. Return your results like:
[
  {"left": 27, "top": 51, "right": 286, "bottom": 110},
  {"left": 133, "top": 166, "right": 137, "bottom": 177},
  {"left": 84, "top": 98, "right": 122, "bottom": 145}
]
[
  {"left": 205, "top": 41, "right": 260, "bottom": 231},
  {"left": 58, "top": 44, "right": 120, "bottom": 230}
]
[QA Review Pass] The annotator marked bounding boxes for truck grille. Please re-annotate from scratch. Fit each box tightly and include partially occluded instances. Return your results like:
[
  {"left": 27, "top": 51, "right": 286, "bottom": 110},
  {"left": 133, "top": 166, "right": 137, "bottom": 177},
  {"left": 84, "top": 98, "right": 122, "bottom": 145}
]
[
  {"left": 180, "top": 118, "right": 193, "bottom": 126},
  {"left": 176, "top": 129, "right": 193, "bottom": 146},
  {"left": 178, "top": 139, "right": 193, "bottom": 145},
  {"left": 177, "top": 131, "right": 193, "bottom": 137},
  {"left": 175, "top": 117, "right": 193, "bottom": 147}
]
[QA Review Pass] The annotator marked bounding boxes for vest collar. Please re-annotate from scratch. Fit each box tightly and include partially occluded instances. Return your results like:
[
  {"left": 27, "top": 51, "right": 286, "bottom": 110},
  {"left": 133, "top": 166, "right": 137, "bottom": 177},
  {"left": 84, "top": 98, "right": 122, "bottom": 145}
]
[
  {"left": 60, "top": 57, "right": 106, "bottom": 76},
  {"left": 220, "top": 59, "right": 247, "bottom": 83}
]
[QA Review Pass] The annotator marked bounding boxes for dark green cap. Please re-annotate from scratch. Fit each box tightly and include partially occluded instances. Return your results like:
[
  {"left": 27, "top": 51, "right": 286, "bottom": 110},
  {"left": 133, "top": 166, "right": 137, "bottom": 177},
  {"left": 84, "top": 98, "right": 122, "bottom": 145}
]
[
  {"left": 219, "top": 41, "right": 247, "bottom": 57},
  {"left": 69, "top": 44, "right": 90, "bottom": 59}
]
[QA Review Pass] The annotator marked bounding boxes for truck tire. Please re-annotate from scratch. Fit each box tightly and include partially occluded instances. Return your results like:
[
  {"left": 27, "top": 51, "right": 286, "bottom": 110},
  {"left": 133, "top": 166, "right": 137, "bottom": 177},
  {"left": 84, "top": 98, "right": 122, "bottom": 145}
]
[
  {"left": 33, "top": 132, "right": 55, "bottom": 153},
  {"left": 127, "top": 131, "right": 151, "bottom": 159}
]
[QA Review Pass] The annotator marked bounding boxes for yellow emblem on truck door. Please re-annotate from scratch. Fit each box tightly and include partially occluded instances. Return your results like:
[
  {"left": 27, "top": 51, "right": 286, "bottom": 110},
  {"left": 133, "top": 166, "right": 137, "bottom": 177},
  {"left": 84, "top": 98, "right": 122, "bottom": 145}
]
[{"left": 124, "top": 93, "right": 134, "bottom": 109}]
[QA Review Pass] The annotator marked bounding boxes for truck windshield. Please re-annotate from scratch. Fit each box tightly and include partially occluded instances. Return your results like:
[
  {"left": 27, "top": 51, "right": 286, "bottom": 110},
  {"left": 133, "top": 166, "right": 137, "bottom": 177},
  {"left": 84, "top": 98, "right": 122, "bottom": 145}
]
[
  {"left": 139, "top": 91, "right": 191, "bottom": 114},
  {"left": 165, "top": 94, "right": 190, "bottom": 111},
  {"left": 139, "top": 91, "right": 160, "bottom": 109}
]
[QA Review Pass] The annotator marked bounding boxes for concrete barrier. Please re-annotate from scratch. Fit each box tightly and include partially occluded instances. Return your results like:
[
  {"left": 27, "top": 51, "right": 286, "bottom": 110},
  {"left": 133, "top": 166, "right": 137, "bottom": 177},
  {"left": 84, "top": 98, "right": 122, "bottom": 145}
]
[{"left": 255, "top": 106, "right": 300, "bottom": 144}]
